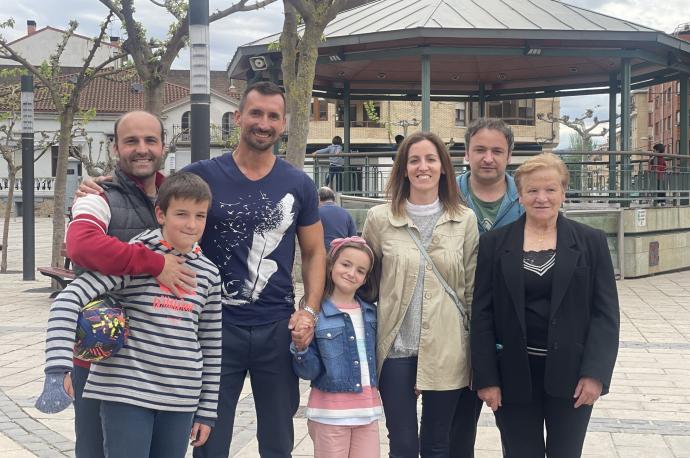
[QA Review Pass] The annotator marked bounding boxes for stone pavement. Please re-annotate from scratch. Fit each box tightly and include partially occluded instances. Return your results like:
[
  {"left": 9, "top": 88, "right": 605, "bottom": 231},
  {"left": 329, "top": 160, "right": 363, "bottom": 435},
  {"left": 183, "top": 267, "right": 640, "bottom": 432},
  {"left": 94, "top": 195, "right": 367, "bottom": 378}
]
[{"left": 1, "top": 217, "right": 690, "bottom": 457}]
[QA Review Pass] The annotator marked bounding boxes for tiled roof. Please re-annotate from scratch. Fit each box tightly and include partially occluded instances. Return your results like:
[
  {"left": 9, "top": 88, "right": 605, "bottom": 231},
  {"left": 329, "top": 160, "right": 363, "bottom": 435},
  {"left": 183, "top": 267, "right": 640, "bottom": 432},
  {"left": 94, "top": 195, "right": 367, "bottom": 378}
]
[{"left": 0, "top": 67, "right": 235, "bottom": 114}]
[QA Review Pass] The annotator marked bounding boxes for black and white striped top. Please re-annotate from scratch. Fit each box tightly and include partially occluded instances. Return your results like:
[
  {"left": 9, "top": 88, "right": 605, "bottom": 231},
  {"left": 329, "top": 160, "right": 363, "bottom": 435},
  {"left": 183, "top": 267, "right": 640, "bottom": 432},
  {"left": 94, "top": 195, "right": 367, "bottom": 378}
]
[{"left": 44, "top": 229, "right": 222, "bottom": 424}]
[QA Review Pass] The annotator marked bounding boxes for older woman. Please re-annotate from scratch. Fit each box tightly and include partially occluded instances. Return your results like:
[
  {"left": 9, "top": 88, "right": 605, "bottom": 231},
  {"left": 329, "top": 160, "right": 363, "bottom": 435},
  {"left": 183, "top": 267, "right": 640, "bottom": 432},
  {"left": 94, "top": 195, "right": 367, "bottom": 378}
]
[
  {"left": 471, "top": 153, "right": 619, "bottom": 457},
  {"left": 362, "top": 132, "right": 479, "bottom": 457}
]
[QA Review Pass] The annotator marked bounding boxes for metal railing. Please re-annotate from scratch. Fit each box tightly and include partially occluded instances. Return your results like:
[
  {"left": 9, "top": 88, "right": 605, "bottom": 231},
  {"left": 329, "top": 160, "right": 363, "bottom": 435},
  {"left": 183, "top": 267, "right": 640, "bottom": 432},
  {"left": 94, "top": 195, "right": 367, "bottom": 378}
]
[
  {"left": 307, "top": 150, "right": 690, "bottom": 206},
  {"left": 0, "top": 177, "right": 56, "bottom": 196}
]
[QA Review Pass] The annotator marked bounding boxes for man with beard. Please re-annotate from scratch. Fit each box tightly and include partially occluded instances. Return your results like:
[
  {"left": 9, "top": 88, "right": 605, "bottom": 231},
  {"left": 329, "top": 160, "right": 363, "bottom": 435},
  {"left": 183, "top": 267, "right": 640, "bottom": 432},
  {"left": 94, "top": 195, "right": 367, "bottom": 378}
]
[
  {"left": 65, "top": 110, "right": 197, "bottom": 458},
  {"left": 185, "top": 81, "right": 327, "bottom": 458},
  {"left": 450, "top": 117, "right": 524, "bottom": 457}
]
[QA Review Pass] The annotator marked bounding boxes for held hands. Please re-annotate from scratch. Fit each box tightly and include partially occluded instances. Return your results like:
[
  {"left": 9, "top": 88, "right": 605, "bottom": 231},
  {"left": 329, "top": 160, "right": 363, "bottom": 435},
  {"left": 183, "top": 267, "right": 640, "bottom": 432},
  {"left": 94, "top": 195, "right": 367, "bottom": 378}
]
[
  {"left": 478, "top": 386, "right": 502, "bottom": 412},
  {"left": 190, "top": 422, "right": 211, "bottom": 447},
  {"left": 573, "top": 377, "right": 603, "bottom": 408},
  {"left": 289, "top": 309, "right": 315, "bottom": 351},
  {"left": 155, "top": 253, "right": 197, "bottom": 298}
]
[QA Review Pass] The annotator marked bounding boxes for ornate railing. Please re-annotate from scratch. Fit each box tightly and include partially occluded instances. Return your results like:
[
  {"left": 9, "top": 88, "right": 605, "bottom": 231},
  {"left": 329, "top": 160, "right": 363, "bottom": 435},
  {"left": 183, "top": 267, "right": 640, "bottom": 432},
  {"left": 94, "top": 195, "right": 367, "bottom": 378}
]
[{"left": 0, "top": 177, "right": 57, "bottom": 196}]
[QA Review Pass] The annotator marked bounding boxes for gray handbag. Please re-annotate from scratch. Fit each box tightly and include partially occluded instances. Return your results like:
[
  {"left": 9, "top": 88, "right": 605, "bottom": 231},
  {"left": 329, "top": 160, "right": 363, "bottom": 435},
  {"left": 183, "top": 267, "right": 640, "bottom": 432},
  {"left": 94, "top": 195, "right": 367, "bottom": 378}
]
[{"left": 406, "top": 227, "right": 470, "bottom": 331}]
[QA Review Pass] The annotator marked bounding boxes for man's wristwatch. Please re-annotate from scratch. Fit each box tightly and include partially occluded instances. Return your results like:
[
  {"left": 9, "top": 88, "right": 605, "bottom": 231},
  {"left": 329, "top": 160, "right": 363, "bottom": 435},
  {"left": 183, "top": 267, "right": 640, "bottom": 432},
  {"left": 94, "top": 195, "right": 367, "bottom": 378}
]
[{"left": 301, "top": 305, "right": 318, "bottom": 322}]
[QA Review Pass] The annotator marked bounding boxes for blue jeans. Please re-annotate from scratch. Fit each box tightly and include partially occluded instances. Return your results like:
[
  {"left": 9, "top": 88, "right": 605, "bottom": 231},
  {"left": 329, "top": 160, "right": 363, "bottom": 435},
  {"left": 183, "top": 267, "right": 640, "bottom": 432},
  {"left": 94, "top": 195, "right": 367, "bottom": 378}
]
[
  {"left": 193, "top": 317, "right": 300, "bottom": 458},
  {"left": 73, "top": 363, "right": 105, "bottom": 458},
  {"left": 100, "top": 401, "right": 194, "bottom": 458}
]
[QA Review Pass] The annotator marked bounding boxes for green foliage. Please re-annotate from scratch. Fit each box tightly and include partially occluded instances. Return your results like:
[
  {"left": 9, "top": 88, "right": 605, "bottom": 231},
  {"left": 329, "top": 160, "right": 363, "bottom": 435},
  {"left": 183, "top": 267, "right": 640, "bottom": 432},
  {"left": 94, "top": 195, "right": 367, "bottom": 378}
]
[{"left": 267, "top": 41, "right": 281, "bottom": 51}]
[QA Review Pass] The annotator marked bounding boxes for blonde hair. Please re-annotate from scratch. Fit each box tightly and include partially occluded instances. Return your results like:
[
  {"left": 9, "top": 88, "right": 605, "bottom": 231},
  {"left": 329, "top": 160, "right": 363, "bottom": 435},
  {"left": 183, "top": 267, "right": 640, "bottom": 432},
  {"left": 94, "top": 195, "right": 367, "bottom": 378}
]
[{"left": 514, "top": 152, "right": 569, "bottom": 192}]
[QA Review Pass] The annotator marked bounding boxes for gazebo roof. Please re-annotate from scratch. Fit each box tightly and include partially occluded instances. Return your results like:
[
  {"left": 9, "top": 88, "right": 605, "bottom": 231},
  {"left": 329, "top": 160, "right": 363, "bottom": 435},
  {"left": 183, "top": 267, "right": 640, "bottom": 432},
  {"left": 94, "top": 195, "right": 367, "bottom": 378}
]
[{"left": 227, "top": 0, "right": 690, "bottom": 98}]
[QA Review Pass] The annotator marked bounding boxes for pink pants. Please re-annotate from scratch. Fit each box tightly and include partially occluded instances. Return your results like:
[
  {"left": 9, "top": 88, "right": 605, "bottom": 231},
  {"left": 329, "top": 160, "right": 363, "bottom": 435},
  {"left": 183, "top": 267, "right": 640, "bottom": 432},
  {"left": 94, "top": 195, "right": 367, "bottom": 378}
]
[{"left": 307, "top": 419, "right": 380, "bottom": 458}]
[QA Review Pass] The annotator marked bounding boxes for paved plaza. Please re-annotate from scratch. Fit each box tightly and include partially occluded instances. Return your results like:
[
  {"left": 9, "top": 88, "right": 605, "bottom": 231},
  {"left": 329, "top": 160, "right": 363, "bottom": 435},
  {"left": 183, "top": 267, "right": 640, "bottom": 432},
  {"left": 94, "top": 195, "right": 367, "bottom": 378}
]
[{"left": 0, "top": 217, "right": 689, "bottom": 457}]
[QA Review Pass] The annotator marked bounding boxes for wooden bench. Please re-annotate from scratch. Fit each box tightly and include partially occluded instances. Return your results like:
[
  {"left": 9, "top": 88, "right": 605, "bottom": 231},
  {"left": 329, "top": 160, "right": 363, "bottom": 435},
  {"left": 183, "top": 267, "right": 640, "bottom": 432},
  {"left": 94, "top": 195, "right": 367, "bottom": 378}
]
[{"left": 38, "top": 243, "right": 76, "bottom": 297}]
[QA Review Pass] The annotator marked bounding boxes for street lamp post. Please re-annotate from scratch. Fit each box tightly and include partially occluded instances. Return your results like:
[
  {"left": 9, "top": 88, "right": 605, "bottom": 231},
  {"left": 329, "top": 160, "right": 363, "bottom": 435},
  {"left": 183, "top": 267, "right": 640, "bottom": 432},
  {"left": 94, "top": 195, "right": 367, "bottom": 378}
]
[
  {"left": 21, "top": 75, "right": 35, "bottom": 281},
  {"left": 189, "top": 0, "right": 210, "bottom": 163}
]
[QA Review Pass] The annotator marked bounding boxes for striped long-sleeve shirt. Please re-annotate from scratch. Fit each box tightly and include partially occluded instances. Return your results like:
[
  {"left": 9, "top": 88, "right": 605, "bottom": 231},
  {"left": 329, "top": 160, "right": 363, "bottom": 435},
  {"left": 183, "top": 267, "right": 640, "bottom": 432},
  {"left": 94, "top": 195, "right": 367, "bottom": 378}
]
[{"left": 44, "top": 229, "right": 222, "bottom": 424}]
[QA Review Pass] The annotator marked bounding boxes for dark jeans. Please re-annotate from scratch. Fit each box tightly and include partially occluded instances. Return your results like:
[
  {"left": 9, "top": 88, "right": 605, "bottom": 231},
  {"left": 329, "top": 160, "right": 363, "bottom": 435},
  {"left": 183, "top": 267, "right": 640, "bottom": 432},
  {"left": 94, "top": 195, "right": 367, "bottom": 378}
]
[
  {"left": 448, "top": 387, "right": 484, "bottom": 458},
  {"left": 73, "top": 363, "right": 105, "bottom": 458},
  {"left": 326, "top": 164, "right": 344, "bottom": 191},
  {"left": 494, "top": 355, "right": 593, "bottom": 458},
  {"left": 379, "top": 357, "right": 462, "bottom": 458},
  {"left": 193, "top": 317, "right": 300, "bottom": 458},
  {"left": 100, "top": 400, "right": 194, "bottom": 458}
]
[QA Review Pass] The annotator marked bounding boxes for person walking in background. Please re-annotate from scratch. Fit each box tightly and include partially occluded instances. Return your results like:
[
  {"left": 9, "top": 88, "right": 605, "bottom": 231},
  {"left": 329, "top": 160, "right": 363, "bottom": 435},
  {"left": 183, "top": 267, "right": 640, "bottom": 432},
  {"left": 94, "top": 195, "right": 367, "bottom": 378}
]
[
  {"left": 314, "top": 136, "right": 345, "bottom": 190},
  {"left": 362, "top": 131, "right": 479, "bottom": 457},
  {"left": 292, "top": 237, "right": 381, "bottom": 458},
  {"left": 318, "top": 187, "right": 358, "bottom": 251},
  {"left": 471, "top": 153, "right": 619, "bottom": 457},
  {"left": 649, "top": 143, "right": 668, "bottom": 206}
]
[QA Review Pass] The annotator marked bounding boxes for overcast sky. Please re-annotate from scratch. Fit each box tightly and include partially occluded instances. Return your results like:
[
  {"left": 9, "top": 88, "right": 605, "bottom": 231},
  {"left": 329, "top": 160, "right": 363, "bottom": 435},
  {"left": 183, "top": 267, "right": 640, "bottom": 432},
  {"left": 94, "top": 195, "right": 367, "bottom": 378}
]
[{"left": 2, "top": 0, "right": 686, "bottom": 148}]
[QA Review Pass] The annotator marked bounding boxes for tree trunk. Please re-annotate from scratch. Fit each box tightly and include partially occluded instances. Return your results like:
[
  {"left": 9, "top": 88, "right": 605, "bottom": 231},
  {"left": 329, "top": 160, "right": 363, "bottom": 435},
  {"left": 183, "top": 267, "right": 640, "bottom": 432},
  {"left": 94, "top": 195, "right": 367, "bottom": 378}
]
[
  {"left": 144, "top": 79, "right": 165, "bottom": 116},
  {"left": 51, "top": 108, "right": 75, "bottom": 269},
  {"left": 284, "top": 24, "right": 327, "bottom": 169},
  {"left": 1, "top": 171, "right": 16, "bottom": 273}
]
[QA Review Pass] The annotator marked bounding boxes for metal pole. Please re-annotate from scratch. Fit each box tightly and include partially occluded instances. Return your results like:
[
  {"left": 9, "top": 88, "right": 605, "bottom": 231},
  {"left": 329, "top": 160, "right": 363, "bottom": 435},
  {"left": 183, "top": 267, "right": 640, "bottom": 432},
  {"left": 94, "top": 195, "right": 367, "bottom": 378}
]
[
  {"left": 343, "top": 82, "right": 351, "bottom": 192},
  {"left": 620, "top": 59, "right": 632, "bottom": 203},
  {"left": 608, "top": 72, "right": 618, "bottom": 195},
  {"left": 479, "top": 83, "right": 486, "bottom": 117},
  {"left": 680, "top": 75, "right": 689, "bottom": 203},
  {"left": 421, "top": 54, "right": 431, "bottom": 131},
  {"left": 21, "top": 75, "right": 35, "bottom": 281},
  {"left": 189, "top": 0, "right": 210, "bottom": 163}
]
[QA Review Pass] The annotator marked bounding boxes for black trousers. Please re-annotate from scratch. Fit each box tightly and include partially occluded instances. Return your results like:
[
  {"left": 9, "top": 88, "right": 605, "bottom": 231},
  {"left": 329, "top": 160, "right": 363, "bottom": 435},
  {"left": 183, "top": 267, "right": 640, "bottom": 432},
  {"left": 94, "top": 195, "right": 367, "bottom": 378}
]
[
  {"left": 193, "top": 317, "right": 300, "bottom": 458},
  {"left": 448, "top": 387, "right": 484, "bottom": 458},
  {"left": 379, "top": 356, "right": 463, "bottom": 458},
  {"left": 494, "top": 355, "right": 593, "bottom": 458}
]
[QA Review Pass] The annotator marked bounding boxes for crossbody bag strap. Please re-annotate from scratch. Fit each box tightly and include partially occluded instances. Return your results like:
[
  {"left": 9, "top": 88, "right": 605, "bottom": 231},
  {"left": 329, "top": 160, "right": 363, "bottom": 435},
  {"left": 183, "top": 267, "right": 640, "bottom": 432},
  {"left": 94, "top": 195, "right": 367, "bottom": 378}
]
[{"left": 405, "top": 226, "right": 469, "bottom": 331}]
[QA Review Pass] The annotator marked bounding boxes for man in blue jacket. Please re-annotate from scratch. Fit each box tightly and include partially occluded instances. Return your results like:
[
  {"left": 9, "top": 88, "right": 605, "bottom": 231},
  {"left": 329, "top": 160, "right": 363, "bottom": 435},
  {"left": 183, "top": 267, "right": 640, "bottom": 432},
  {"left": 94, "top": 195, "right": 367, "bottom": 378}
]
[{"left": 451, "top": 117, "right": 524, "bottom": 457}]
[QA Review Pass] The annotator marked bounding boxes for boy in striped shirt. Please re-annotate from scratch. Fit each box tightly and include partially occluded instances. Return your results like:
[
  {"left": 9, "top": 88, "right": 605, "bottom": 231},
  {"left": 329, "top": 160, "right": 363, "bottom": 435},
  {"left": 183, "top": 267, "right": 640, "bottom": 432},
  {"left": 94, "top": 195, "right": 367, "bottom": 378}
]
[{"left": 37, "top": 172, "right": 222, "bottom": 458}]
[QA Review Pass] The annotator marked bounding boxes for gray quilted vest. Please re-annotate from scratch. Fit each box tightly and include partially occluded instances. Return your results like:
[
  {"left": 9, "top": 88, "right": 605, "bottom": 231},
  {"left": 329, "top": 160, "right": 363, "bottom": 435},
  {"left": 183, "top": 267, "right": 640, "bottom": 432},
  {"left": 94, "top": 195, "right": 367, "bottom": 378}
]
[{"left": 101, "top": 168, "right": 159, "bottom": 242}]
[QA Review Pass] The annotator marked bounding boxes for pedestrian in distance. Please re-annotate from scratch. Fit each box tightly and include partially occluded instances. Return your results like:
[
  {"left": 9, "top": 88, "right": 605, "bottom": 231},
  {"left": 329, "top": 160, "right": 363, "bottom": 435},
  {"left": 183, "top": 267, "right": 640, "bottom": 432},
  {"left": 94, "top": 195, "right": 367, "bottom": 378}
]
[
  {"left": 292, "top": 236, "right": 382, "bottom": 458},
  {"left": 318, "top": 186, "right": 358, "bottom": 251},
  {"left": 37, "top": 172, "right": 223, "bottom": 458},
  {"left": 314, "top": 135, "right": 345, "bottom": 190}
]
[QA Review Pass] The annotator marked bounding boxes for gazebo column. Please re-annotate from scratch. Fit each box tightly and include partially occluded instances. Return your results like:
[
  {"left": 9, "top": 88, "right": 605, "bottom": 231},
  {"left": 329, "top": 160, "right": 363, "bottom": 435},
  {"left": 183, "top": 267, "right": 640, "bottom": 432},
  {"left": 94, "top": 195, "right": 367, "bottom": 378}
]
[
  {"left": 479, "top": 83, "right": 486, "bottom": 117},
  {"left": 343, "top": 81, "right": 352, "bottom": 193},
  {"left": 620, "top": 58, "right": 632, "bottom": 203},
  {"left": 421, "top": 54, "right": 431, "bottom": 131},
  {"left": 608, "top": 72, "right": 618, "bottom": 195},
  {"left": 680, "top": 75, "right": 689, "bottom": 203}
]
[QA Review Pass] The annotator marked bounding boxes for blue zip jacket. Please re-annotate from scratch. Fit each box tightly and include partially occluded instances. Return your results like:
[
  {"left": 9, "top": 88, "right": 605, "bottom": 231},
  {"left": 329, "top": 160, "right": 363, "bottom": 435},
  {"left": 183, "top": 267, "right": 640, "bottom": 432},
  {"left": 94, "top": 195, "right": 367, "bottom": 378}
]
[
  {"left": 291, "top": 297, "right": 377, "bottom": 393},
  {"left": 457, "top": 172, "right": 524, "bottom": 234}
]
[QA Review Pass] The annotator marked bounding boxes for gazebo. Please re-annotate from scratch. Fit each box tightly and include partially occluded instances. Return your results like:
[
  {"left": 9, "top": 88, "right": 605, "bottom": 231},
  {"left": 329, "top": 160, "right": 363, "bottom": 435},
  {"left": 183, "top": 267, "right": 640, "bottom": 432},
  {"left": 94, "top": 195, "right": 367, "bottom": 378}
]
[{"left": 228, "top": 0, "right": 690, "bottom": 190}]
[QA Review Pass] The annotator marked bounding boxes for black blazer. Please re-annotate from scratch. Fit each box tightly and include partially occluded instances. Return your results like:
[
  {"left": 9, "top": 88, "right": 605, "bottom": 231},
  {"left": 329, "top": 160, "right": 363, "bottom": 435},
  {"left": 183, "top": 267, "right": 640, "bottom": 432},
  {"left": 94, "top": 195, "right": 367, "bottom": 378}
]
[{"left": 471, "top": 213, "right": 620, "bottom": 403}]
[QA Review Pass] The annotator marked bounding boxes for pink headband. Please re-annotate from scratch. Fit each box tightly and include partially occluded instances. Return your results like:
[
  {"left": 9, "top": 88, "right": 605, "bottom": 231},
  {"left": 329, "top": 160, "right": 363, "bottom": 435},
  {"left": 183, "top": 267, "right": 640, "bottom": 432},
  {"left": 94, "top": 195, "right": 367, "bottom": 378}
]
[{"left": 329, "top": 236, "right": 374, "bottom": 260}]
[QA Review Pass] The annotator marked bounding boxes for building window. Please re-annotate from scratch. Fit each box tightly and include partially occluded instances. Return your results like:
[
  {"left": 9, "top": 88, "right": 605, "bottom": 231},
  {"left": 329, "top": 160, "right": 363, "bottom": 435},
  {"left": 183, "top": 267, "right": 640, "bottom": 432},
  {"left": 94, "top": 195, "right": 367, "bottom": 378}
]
[
  {"left": 654, "top": 121, "right": 659, "bottom": 136},
  {"left": 455, "top": 103, "right": 467, "bottom": 127},
  {"left": 221, "top": 112, "right": 236, "bottom": 140},
  {"left": 667, "top": 88, "right": 672, "bottom": 102},
  {"left": 335, "top": 101, "right": 382, "bottom": 128},
  {"left": 648, "top": 113, "right": 653, "bottom": 127},
  {"left": 310, "top": 98, "right": 328, "bottom": 121},
  {"left": 51, "top": 145, "right": 83, "bottom": 177},
  {"left": 486, "top": 99, "right": 535, "bottom": 126},
  {"left": 677, "top": 111, "right": 681, "bottom": 126}
]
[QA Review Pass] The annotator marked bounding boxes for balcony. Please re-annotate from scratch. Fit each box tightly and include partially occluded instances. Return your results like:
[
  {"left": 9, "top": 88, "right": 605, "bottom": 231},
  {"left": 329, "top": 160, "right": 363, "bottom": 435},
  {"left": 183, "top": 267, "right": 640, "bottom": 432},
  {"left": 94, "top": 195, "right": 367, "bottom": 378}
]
[{"left": 171, "top": 125, "right": 237, "bottom": 146}]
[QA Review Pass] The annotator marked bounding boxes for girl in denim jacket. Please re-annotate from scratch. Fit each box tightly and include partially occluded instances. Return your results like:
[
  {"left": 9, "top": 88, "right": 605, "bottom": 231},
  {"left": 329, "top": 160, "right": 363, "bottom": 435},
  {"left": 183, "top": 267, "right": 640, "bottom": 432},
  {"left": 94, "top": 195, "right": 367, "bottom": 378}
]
[{"left": 291, "top": 236, "right": 381, "bottom": 458}]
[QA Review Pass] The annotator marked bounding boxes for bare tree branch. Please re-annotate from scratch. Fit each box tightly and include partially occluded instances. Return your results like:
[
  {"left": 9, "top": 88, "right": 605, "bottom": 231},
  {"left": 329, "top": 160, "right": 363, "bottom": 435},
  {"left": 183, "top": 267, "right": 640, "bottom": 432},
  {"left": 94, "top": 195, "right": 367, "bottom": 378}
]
[{"left": 210, "top": 0, "right": 278, "bottom": 23}]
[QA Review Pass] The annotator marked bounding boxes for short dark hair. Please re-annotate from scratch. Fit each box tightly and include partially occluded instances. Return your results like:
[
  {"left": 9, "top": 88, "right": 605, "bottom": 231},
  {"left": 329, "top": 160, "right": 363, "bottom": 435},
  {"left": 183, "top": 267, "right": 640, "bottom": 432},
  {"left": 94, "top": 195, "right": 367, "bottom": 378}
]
[
  {"left": 653, "top": 143, "right": 665, "bottom": 153},
  {"left": 114, "top": 111, "right": 165, "bottom": 144},
  {"left": 464, "top": 118, "right": 514, "bottom": 152},
  {"left": 318, "top": 186, "right": 336, "bottom": 202},
  {"left": 332, "top": 136, "right": 343, "bottom": 145},
  {"left": 156, "top": 172, "right": 212, "bottom": 213},
  {"left": 395, "top": 134, "right": 404, "bottom": 145},
  {"left": 239, "top": 81, "right": 285, "bottom": 113}
]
